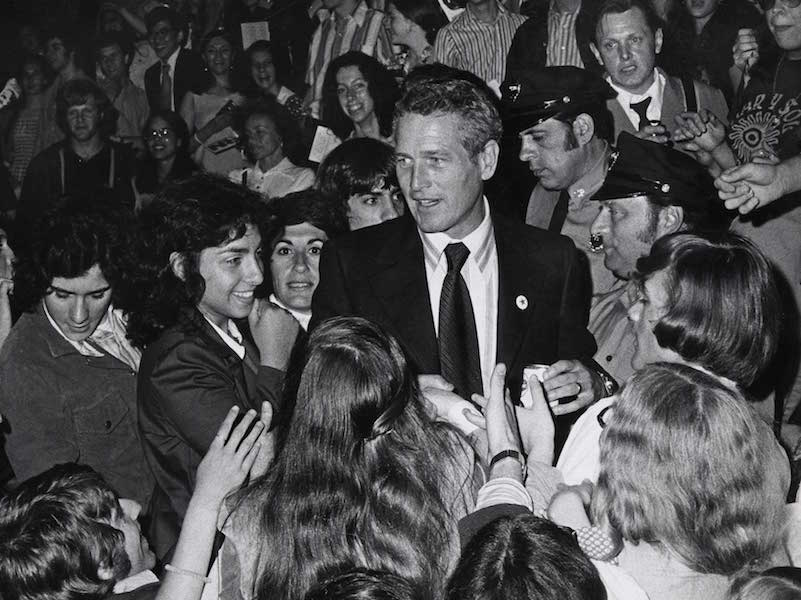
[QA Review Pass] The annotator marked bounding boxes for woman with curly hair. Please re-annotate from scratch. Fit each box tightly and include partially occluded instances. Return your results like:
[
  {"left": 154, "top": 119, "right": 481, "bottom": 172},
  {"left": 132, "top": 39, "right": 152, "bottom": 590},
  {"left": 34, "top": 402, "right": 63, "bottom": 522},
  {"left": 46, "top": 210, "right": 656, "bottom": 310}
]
[
  {"left": 0, "top": 196, "right": 153, "bottom": 506},
  {"left": 321, "top": 52, "right": 399, "bottom": 143},
  {"left": 127, "top": 173, "right": 300, "bottom": 559},
  {"left": 220, "top": 316, "right": 478, "bottom": 600}
]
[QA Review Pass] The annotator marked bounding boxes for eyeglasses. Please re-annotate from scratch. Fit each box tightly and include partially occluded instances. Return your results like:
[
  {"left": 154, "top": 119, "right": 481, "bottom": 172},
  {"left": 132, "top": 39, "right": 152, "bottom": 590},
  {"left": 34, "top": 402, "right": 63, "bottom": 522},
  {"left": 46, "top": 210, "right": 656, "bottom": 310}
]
[
  {"left": 759, "top": 0, "right": 801, "bottom": 11},
  {"left": 145, "top": 128, "right": 174, "bottom": 140}
]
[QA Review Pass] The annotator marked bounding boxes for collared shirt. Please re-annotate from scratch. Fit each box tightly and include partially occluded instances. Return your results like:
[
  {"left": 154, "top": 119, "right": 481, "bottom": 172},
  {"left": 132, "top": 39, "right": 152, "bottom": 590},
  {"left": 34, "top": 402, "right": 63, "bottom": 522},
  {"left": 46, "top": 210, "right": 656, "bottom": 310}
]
[
  {"left": 546, "top": 0, "right": 583, "bottom": 68},
  {"left": 202, "top": 315, "right": 246, "bottom": 359},
  {"left": 525, "top": 142, "right": 619, "bottom": 296},
  {"left": 42, "top": 301, "right": 142, "bottom": 371},
  {"left": 434, "top": 1, "right": 526, "bottom": 89},
  {"left": 269, "top": 293, "right": 311, "bottom": 330},
  {"left": 609, "top": 68, "right": 665, "bottom": 129},
  {"left": 305, "top": 0, "right": 393, "bottom": 118},
  {"left": 419, "top": 198, "right": 498, "bottom": 395},
  {"left": 588, "top": 279, "right": 637, "bottom": 384},
  {"left": 108, "top": 79, "right": 149, "bottom": 140},
  {"left": 228, "top": 157, "right": 315, "bottom": 200}
]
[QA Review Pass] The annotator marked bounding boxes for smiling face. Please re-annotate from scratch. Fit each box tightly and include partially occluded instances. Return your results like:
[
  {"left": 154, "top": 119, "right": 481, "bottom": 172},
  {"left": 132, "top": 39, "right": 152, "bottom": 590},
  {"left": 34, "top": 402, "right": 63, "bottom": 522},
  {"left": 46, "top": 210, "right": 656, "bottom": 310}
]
[
  {"left": 593, "top": 8, "right": 662, "bottom": 95},
  {"left": 270, "top": 222, "right": 327, "bottom": 313},
  {"left": 203, "top": 35, "right": 233, "bottom": 76},
  {"left": 45, "top": 37, "right": 71, "bottom": 73},
  {"left": 245, "top": 113, "right": 283, "bottom": 163},
  {"left": 113, "top": 499, "right": 156, "bottom": 577},
  {"left": 145, "top": 116, "right": 178, "bottom": 161},
  {"left": 346, "top": 180, "right": 403, "bottom": 230},
  {"left": 395, "top": 112, "right": 496, "bottom": 239},
  {"left": 98, "top": 43, "right": 128, "bottom": 82},
  {"left": 149, "top": 18, "right": 182, "bottom": 61},
  {"left": 250, "top": 48, "right": 278, "bottom": 94},
  {"left": 196, "top": 224, "right": 264, "bottom": 327},
  {"left": 336, "top": 65, "right": 375, "bottom": 127},
  {"left": 44, "top": 264, "right": 112, "bottom": 341},
  {"left": 518, "top": 118, "right": 585, "bottom": 190},
  {"left": 768, "top": 0, "right": 801, "bottom": 57},
  {"left": 590, "top": 196, "right": 660, "bottom": 279}
]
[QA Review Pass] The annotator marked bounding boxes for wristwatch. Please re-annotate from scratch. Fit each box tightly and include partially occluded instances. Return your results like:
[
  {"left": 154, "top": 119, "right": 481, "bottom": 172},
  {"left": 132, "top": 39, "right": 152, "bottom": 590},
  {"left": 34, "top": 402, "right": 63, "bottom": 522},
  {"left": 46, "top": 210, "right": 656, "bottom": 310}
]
[{"left": 489, "top": 449, "right": 527, "bottom": 480}]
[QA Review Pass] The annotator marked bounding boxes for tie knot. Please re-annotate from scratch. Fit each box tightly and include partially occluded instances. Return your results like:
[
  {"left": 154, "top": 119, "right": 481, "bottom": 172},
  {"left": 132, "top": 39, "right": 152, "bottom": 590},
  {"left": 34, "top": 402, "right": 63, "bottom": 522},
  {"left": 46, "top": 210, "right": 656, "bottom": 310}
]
[
  {"left": 444, "top": 242, "right": 470, "bottom": 273},
  {"left": 630, "top": 97, "right": 652, "bottom": 129}
]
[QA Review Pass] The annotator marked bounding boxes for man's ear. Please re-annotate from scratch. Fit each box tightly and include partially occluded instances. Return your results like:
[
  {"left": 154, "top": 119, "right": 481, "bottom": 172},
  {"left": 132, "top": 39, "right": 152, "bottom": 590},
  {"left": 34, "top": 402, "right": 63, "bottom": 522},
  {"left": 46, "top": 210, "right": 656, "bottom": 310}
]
[
  {"left": 478, "top": 139, "right": 500, "bottom": 181},
  {"left": 654, "top": 28, "right": 663, "bottom": 55},
  {"left": 657, "top": 205, "right": 683, "bottom": 236},
  {"left": 170, "top": 251, "right": 187, "bottom": 281},
  {"left": 572, "top": 113, "right": 596, "bottom": 146}
]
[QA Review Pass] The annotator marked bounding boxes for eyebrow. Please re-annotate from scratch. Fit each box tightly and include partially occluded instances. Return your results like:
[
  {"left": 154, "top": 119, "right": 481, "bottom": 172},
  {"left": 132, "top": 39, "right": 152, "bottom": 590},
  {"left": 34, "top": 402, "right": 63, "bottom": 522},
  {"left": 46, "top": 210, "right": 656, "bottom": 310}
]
[
  {"left": 276, "top": 238, "right": 326, "bottom": 245},
  {"left": 49, "top": 285, "right": 111, "bottom": 295}
]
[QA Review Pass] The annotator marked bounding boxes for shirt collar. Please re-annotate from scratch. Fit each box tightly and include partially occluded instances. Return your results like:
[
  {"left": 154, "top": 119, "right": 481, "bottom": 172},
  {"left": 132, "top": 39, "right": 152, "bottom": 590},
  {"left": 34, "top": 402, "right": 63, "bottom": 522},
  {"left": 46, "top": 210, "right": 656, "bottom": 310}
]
[
  {"left": 165, "top": 47, "right": 180, "bottom": 72},
  {"left": 420, "top": 197, "right": 495, "bottom": 273},
  {"left": 548, "top": 0, "right": 580, "bottom": 15},
  {"left": 269, "top": 293, "right": 311, "bottom": 330},
  {"left": 251, "top": 157, "right": 291, "bottom": 176},
  {"left": 568, "top": 141, "right": 610, "bottom": 206},
  {"left": 608, "top": 68, "right": 664, "bottom": 105},
  {"left": 201, "top": 314, "right": 245, "bottom": 359},
  {"left": 330, "top": 0, "right": 368, "bottom": 26},
  {"left": 42, "top": 299, "right": 107, "bottom": 357}
]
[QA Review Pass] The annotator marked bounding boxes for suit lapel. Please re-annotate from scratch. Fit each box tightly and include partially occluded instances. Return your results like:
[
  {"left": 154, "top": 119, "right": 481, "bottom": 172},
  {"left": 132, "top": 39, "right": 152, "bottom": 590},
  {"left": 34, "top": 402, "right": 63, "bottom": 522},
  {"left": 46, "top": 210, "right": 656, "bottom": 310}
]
[
  {"left": 367, "top": 220, "right": 439, "bottom": 373},
  {"left": 494, "top": 218, "right": 536, "bottom": 367}
]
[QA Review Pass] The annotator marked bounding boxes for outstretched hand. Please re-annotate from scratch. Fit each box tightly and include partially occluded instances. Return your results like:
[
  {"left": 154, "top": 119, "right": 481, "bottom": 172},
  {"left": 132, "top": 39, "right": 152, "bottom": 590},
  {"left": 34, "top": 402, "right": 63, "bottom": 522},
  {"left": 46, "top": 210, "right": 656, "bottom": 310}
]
[{"left": 193, "top": 406, "right": 264, "bottom": 512}]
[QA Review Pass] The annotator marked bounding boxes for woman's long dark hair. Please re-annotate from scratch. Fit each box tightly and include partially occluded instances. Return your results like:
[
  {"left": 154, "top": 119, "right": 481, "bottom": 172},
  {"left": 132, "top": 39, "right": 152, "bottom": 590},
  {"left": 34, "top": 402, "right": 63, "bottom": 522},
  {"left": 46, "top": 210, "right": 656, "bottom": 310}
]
[
  {"left": 321, "top": 52, "right": 399, "bottom": 140},
  {"left": 233, "top": 317, "right": 473, "bottom": 600}
]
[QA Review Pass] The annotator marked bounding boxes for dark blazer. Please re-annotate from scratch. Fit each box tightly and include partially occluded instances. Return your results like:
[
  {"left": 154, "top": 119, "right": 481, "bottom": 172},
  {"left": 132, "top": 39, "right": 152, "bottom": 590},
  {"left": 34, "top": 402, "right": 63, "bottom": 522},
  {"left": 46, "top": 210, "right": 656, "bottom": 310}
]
[
  {"left": 310, "top": 213, "right": 596, "bottom": 401},
  {"left": 504, "top": 0, "right": 602, "bottom": 89},
  {"left": 137, "top": 307, "right": 284, "bottom": 559},
  {"left": 144, "top": 48, "right": 208, "bottom": 112}
]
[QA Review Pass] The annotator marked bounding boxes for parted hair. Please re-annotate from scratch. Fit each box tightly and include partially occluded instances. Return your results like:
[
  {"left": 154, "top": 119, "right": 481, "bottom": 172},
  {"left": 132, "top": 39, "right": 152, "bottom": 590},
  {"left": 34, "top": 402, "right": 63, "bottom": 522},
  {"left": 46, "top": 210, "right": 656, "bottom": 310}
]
[
  {"left": 0, "top": 464, "right": 130, "bottom": 600},
  {"left": 592, "top": 363, "right": 786, "bottom": 576},
  {"left": 322, "top": 52, "right": 400, "bottom": 141},
  {"left": 233, "top": 316, "right": 472, "bottom": 600},
  {"left": 125, "top": 173, "right": 269, "bottom": 348},
  {"left": 634, "top": 232, "right": 781, "bottom": 388},
  {"left": 445, "top": 514, "right": 607, "bottom": 600},
  {"left": 305, "top": 568, "right": 427, "bottom": 600},
  {"left": 395, "top": 67, "right": 503, "bottom": 157}
]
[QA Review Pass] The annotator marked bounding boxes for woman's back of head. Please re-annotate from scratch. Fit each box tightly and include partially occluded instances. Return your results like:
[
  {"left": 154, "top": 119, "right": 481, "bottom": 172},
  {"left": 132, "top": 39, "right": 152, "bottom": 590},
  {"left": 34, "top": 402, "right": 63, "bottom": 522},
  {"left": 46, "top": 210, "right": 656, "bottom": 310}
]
[
  {"left": 236, "top": 317, "right": 473, "bottom": 600},
  {"left": 593, "top": 363, "right": 787, "bottom": 576},
  {"left": 445, "top": 514, "right": 607, "bottom": 600},
  {"left": 728, "top": 567, "right": 801, "bottom": 600}
]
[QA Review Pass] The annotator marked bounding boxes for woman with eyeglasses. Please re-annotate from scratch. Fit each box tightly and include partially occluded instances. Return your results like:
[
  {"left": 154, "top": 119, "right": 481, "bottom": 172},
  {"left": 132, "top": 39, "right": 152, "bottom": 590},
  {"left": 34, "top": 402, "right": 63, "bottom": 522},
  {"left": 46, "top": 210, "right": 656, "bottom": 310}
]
[
  {"left": 321, "top": 52, "right": 400, "bottom": 144},
  {"left": 133, "top": 110, "right": 197, "bottom": 210}
]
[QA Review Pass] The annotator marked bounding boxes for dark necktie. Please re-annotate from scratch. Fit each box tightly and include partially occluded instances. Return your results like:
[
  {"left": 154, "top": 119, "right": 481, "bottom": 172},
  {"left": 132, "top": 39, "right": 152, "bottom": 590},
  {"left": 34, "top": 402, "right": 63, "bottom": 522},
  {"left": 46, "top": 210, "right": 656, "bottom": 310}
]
[
  {"left": 630, "top": 97, "right": 652, "bottom": 131},
  {"left": 159, "top": 61, "right": 173, "bottom": 111},
  {"left": 438, "top": 243, "right": 483, "bottom": 400},
  {"left": 548, "top": 189, "right": 570, "bottom": 233}
]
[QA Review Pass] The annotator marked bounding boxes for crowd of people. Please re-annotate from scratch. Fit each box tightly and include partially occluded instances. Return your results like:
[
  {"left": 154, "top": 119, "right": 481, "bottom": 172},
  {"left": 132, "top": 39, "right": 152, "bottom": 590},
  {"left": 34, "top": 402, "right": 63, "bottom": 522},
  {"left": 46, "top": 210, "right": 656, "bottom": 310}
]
[{"left": 1, "top": 0, "right": 801, "bottom": 599}]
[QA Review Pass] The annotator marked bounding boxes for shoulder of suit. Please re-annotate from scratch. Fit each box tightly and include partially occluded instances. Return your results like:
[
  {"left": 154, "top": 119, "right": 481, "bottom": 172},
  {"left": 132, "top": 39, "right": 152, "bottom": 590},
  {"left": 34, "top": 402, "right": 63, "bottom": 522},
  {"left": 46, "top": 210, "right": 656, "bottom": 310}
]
[
  {"left": 493, "top": 212, "right": 575, "bottom": 250},
  {"left": 326, "top": 215, "right": 413, "bottom": 252}
]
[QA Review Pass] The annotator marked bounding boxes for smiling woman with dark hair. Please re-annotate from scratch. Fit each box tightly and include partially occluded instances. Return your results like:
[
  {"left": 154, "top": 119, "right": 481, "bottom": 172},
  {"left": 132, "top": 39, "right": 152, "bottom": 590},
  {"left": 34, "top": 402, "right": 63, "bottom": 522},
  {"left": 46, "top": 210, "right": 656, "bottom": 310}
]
[{"left": 321, "top": 52, "right": 400, "bottom": 143}]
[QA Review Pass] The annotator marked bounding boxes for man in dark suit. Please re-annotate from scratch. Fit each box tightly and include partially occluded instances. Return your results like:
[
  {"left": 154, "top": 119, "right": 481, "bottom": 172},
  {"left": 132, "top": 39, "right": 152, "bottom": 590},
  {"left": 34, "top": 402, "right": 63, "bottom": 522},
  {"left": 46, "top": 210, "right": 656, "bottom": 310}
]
[
  {"left": 143, "top": 6, "right": 207, "bottom": 113},
  {"left": 312, "top": 70, "right": 617, "bottom": 416}
]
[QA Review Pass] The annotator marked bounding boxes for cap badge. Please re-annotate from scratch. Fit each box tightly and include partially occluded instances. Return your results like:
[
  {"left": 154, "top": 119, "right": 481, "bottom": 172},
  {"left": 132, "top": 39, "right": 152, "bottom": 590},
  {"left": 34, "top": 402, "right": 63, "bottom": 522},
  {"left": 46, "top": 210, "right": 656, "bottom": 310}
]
[
  {"left": 563, "top": 95, "right": 571, "bottom": 103},
  {"left": 660, "top": 183, "right": 671, "bottom": 193},
  {"left": 508, "top": 83, "right": 522, "bottom": 103},
  {"left": 516, "top": 295, "right": 529, "bottom": 310}
]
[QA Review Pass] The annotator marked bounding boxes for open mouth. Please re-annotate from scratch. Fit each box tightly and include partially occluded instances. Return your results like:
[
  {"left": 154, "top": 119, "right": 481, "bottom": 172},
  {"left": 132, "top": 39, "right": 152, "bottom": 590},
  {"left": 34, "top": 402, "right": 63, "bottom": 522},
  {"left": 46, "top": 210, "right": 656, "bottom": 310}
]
[{"left": 232, "top": 290, "right": 255, "bottom": 301}]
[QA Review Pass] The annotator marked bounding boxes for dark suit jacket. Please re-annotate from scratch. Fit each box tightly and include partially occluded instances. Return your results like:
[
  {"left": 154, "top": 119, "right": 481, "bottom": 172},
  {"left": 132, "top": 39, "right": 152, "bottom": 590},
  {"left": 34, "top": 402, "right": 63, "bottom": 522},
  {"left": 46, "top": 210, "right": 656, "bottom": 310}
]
[
  {"left": 144, "top": 48, "right": 208, "bottom": 112},
  {"left": 310, "top": 213, "right": 596, "bottom": 401},
  {"left": 137, "top": 307, "right": 283, "bottom": 559}
]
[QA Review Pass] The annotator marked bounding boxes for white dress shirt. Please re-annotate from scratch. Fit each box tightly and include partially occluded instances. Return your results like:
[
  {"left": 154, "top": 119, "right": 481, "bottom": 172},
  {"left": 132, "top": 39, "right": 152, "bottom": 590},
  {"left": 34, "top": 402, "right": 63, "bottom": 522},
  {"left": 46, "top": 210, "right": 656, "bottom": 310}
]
[
  {"left": 202, "top": 314, "right": 246, "bottom": 360},
  {"left": 609, "top": 68, "right": 665, "bottom": 129},
  {"left": 419, "top": 198, "right": 498, "bottom": 396},
  {"left": 162, "top": 47, "right": 181, "bottom": 112}
]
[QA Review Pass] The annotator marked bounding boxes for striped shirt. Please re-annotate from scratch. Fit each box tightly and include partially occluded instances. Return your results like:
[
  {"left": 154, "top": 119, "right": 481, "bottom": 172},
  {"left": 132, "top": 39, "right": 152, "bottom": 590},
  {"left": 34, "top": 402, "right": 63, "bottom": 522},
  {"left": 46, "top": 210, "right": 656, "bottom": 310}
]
[
  {"left": 433, "top": 2, "right": 526, "bottom": 87},
  {"left": 546, "top": 2, "right": 584, "bottom": 68},
  {"left": 305, "top": 0, "right": 393, "bottom": 118}
]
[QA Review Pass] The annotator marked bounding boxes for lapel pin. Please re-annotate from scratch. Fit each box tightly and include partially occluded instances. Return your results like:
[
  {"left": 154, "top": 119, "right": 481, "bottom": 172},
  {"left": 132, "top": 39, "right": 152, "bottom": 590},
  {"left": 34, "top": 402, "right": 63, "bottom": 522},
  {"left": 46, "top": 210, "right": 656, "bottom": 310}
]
[{"left": 516, "top": 295, "right": 529, "bottom": 310}]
